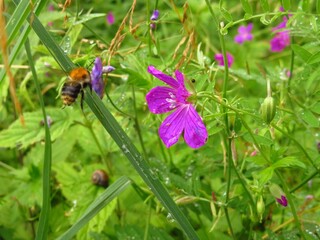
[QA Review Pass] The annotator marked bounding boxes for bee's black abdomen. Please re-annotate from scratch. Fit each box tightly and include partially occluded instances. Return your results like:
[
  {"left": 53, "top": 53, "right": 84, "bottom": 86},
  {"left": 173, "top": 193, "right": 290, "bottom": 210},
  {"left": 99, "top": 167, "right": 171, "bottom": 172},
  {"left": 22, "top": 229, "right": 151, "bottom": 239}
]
[{"left": 61, "top": 82, "right": 82, "bottom": 106}]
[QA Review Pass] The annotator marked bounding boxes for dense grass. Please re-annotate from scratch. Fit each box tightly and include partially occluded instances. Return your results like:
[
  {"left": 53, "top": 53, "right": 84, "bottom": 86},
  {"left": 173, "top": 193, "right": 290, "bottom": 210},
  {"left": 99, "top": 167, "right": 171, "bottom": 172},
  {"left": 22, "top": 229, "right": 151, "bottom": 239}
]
[{"left": 1, "top": 0, "right": 320, "bottom": 239}]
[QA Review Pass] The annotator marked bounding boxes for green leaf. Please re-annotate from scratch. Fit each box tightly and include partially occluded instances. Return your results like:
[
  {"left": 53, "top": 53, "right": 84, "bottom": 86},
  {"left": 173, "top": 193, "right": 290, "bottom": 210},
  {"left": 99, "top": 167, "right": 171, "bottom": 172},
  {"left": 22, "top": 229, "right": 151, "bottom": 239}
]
[
  {"left": 258, "top": 167, "right": 274, "bottom": 185},
  {"left": 281, "top": 0, "right": 291, "bottom": 10},
  {"left": 310, "top": 102, "right": 320, "bottom": 114},
  {"left": 240, "top": 0, "right": 253, "bottom": 15},
  {"left": 72, "top": 13, "right": 106, "bottom": 25},
  {"left": 219, "top": 7, "right": 233, "bottom": 22},
  {"left": 307, "top": 51, "right": 320, "bottom": 65},
  {"left": 317, "top": 0, "right": 320, "bottom": 14},
  {"left": 260, "top": 0, "right": 270, "bottom": 12},
  {"left": 0, "top": 108, "right": 74, "bottom": 148},
  {"left": 291, "top": 44, "right": 312, "bottom": 62},
  {"left": 272, "top": 157, "right": 306, "bottom": 169},
  {"left": 57, "top": 176, "right": 132, "bottom": 240},
  {"left": 243, "top": 132, "right": 274, "bottom": 146},
  {"left": 299, "top": 110, "right": 319, "bottom": 128}
]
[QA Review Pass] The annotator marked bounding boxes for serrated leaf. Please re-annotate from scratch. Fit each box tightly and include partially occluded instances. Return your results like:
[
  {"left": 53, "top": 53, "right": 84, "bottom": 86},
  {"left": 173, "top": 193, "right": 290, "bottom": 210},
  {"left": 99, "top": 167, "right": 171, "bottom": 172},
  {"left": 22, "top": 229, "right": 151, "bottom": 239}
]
[
  {"left": 243, "top": 132, "right": 274, "bottom": 146},
  {"left": 258, "top": 167, "right": 274, "bottom": 185},
  {"left": 307, "top": 51, "right": 320, "bottom": 65},
  {"left": 291, "top": 44, "right": 312, "bottom": 62},
  {"left": 272, "top": 157, "right": 306, "bottom": 169},
  {"left": 219, "top": 7, "right": 233, "bottom": 22},
  {"left": 299, "top": 110, "right": 319, "bottom": 128},
  {"left": 0, "top": 108, "right": 74, "bottom": 148},
  {"left": 241, "top": 0, "right": 253, "bottom": 15}
]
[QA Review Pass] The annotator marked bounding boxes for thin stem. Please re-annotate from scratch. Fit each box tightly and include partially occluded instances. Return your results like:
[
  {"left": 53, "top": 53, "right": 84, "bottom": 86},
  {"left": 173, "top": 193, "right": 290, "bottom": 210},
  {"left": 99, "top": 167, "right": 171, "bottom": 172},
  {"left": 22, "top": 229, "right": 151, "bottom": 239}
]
[
  {"left": 290, "top": 170, "right": 318, "bottom": 193},
  {"left": 132, "top": 86, "right": 148, "bottom": 160},
  {"left": 105, "top": 90, "right": 133, "bottom": 118}
]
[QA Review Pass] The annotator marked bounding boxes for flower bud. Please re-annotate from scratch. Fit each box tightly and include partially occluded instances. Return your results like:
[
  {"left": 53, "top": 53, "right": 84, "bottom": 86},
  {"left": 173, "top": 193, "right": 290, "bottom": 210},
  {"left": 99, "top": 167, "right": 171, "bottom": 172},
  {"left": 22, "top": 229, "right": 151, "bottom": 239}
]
[
  {"left": 256, "top": 196, "right": 265, "bottom": 222},
  {"left": 269, "top": 183, "right": 288, "bottom": 207},
  {"left": 261, "top": 96, "right": 276, "bottom": 124}
]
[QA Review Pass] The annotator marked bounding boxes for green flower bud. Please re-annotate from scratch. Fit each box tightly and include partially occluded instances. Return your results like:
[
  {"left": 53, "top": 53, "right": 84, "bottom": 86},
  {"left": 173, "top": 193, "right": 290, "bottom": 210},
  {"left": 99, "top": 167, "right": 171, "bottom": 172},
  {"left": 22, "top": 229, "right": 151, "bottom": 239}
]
[
  {"left": 261, "top": 96, "right": 276, "bottom": 124},
  {"left": 256, "top": 196, "right": 265, "bottom": 222}
]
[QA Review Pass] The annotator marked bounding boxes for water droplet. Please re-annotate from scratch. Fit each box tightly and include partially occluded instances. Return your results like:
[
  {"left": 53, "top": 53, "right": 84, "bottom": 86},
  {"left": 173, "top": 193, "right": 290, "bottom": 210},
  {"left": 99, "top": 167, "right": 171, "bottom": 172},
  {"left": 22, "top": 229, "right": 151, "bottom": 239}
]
[{"left": 166, "top": 213, "right": 175, "bottom": 223}]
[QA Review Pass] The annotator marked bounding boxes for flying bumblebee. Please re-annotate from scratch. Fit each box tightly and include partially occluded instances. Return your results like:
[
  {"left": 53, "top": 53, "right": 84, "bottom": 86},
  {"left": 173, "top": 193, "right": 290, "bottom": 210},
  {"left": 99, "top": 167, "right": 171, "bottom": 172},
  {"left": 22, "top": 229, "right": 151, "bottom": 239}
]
[{"left": 61, "top": 67, "right": 91, "bottom": 109}]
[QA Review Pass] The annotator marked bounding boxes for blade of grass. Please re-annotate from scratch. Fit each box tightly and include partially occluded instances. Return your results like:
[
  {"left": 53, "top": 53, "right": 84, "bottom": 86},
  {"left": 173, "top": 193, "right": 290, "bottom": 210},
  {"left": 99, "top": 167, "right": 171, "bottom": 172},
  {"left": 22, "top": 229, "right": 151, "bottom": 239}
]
[
  {"left": 58, "top": 176, "right": 132, "bottom": 240},
  {"left": 25, "top": 38, "right": 52, "bottom": 240},
  {"left": 5, "top": 0, "right": 31, "bottom": 45},
  {"left": 29, "top": 12, "right": 199, "bottom": 240},
  {"left": 0, "top": 0, "right": 48, "bottom": 83}
]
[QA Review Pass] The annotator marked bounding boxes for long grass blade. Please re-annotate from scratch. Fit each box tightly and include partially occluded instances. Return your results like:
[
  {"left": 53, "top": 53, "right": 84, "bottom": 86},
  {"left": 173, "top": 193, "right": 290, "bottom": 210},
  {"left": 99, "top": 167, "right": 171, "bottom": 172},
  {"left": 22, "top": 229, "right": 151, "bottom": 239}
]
[
  {"left": 25, "top": 38, "right": 52, "bottom": 240},
  {"left": 29, "top": 12, "right": 199, "bottom": 240},
  {"left": 58, "top": 176, "right": 132, "bottom": 240}
]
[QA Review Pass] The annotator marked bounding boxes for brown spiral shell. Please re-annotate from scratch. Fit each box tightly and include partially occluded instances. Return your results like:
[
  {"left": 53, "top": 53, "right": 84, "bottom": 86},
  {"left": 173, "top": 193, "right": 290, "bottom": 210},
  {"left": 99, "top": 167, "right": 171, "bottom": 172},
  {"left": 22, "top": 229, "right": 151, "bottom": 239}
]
[{"left": 91, "top": 170, "right": 109, "bottom": 188}]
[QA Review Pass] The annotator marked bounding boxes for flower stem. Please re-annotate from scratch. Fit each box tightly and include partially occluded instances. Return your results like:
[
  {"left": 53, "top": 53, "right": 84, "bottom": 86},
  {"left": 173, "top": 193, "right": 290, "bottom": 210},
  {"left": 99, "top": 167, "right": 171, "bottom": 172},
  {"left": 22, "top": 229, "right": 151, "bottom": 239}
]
[
  {"left": 132, "top": 86, "right": 148, "bottom": 160},
  {"left": 275, "top": 171, "right": 307, "bottom": 239}
]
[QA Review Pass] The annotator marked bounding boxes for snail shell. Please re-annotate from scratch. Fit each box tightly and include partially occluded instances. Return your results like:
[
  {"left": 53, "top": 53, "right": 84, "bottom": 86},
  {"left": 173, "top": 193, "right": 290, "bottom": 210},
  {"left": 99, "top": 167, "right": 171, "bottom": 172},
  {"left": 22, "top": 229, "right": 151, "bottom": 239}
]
[{"left": 91, "top": 170, "right": 109, "bottom": 187}]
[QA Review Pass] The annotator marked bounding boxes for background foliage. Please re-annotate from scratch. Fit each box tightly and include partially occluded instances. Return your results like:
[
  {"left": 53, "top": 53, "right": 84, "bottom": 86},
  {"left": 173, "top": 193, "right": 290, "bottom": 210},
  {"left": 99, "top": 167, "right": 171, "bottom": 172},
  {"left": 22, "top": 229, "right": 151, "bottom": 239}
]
[{"left": 1, "top": 0, "right": 320, "bottom": 239}]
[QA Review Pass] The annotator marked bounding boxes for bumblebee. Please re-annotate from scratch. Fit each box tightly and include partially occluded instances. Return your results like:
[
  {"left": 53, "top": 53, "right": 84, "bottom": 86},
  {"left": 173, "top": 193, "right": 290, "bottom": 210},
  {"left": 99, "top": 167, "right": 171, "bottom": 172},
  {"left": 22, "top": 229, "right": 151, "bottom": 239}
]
[{"left": 61, "top": 67, "right": 91, "bottom": 109}]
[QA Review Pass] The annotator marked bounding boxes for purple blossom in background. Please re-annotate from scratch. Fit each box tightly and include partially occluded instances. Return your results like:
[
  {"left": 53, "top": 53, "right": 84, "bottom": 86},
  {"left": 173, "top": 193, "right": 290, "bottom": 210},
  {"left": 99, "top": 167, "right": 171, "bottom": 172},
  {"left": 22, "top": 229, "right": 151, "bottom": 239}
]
[
  {"left": 106, "top": 12, "right": 115, "bottom": 25},
  {"left": 150, "top": 10, "right": 159, "bottom": 21},
  {"left": 47, "top": 3, "right": 54, "bottom": 11},
  {"left": 276, "top": 195, "right": 288, "bottom": 207},
  {"left": 146, "top": 66, "right": 208, "bottom": 148},
  {"left": 234, "top": 23, "right": 253, "bottom": 44},
  {"left": 270, "top": 31, "right": 290, "bottom": 52},
  {"left": 215, "top": 52, "right": 234, "bottom": 67},
  {"left": 270, "top": 9, "right": 290, "bottom": 52}
]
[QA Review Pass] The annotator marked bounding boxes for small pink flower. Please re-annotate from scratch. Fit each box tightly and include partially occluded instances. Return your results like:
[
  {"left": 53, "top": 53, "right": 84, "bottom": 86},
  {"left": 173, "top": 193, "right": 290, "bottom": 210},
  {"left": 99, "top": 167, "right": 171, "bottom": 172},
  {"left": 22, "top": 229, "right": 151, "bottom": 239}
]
[
  {"left": 106, "top": 12, "right": 115, "bottom": 25},
  {"left": 215, "top": 52, "right": 234, "bottom": 67},
  {"left": 146, "top": 66, "right": 208, "bottom": 148},
  {"left": 234, "top": 23, "right": 253, "bottom": 44}
]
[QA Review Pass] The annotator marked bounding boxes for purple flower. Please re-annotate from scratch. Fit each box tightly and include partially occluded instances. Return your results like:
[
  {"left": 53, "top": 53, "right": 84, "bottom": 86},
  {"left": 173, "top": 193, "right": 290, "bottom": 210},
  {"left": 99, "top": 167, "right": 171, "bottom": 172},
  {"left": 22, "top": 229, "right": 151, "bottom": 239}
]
[
  {"left": 146, "top": 66, "right": 208, "bottom": 148},
  {"left": 150, "top": 10, "right": 159, "bottom": 21},
  {"left": 91, "top": 58, "right": 104, "bottom": 98},
  {"left": 215, "top": 52, "right": 234, "bottom": 67},
  {"left": 276, "top": 195, "right": 288, "bottom": 207},
  {"left": 270, "top": 31, "right": 290, "bottom": 52},
  {"left": 47, "top": 4, "right": 54, "bottom": 11},
  {"left": 106, "top": 12, "right": 115, "bottom": 25},
  {"left": 91, "top": 58, "right": 115, "bottom": 98},
  {"left": 102, "top": 66, "right": 115, "bottom": 73},
  {"left": 234, "top": 23, "right": 253, "bottom": 44},
  {"left": 270, "top": 11, "right": 290, "bottom": 52}
]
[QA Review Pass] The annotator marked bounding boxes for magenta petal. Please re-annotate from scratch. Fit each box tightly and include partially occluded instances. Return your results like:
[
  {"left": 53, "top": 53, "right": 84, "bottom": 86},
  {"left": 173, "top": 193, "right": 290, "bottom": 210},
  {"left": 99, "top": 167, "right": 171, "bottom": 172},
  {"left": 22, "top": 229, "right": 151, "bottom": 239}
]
[
  {"left": 183, "top": 105, "right": 208, "bottom": 148},
  {"left": 159, "top": 106, "right": 187, "bottom": 148},
  {"left": 148, "top": 66, "right": 179, "bottom": 89},
  {"left": 146, "top": 86, "right": 178, "bottom": 114}
]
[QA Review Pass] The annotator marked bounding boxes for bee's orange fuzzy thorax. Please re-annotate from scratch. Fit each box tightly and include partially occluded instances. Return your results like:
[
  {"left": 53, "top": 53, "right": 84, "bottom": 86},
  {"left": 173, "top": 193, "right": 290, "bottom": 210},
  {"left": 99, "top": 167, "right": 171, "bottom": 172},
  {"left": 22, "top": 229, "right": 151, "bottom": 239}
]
[{"left": 69, "top": 67, "right": 90, "bottom": 80}]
